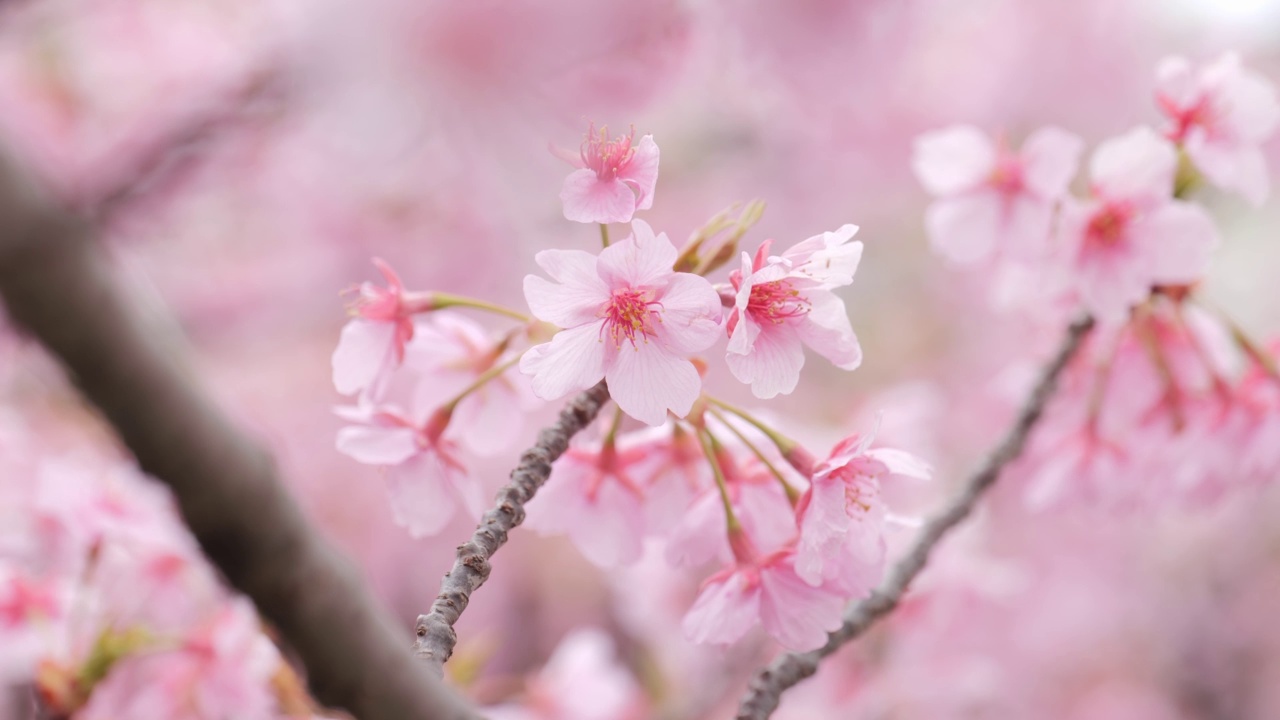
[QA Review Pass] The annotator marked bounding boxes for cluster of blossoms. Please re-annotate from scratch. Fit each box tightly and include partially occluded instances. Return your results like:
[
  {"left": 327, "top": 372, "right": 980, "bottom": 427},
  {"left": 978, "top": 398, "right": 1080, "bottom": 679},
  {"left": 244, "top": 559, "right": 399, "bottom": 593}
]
[
  {"left": 0, "top": 422, "right": 311, "bottom": 719},
  {"left": 331, "top": 124, "right": 929, "bottom": 652},
  {"left": 914, "top": 52, "right": 1280, "bottom": 511}
]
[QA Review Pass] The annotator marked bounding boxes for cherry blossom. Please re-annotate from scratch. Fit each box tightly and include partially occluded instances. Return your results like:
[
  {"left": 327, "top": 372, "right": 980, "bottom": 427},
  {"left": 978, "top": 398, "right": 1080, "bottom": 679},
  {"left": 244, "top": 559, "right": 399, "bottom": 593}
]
[
  {"left": 682, "top": 542, "right": 845, "bottom": 652},
  {"left": 334, "top": 400, "right": 481, "bottom": 538},
  {"left": 914, "top": 125, "right": 1083, "bottom": 264},
  {"left": 521, "top": 219, "right": 722, "bottom": 425},
  {"left": 794, "top": 427, "right": 932, "bottom": 594},
  {"left": 558, "top": 124, "right": 660, "bottom": 224},
  {"left": 725, "top": 226, "right": 864, "bottom": 399},
  {"left": 332, "top": 258, "right": 433, "bottom": 399},
  {"left": 403, "top": 311, "right": 535, "bottom": 456},
  {"left": 524, "top": 433, "right": 653, "bottom": 567},
  {"left": 1157, "top": 53, "right": 1280, "bottom": 206},
  {"left": 1056, "top": 127, "right": 1219, "bottom": 322},
  {"left": 484, "top": 628, "right": 648, "bottom": 720}
]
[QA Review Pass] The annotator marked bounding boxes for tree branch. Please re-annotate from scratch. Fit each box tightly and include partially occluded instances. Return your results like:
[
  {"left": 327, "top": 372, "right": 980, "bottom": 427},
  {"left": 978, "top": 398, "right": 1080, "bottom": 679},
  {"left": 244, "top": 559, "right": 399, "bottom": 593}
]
[
  {"left": 0, "top": 152, "right": 477, "bottom": 720},
  {"left": 735, "top": 314, "right": 1095, "bottom": 720},
  {"left": 413, "top": 382, "right": 612, "bottom": 674}
]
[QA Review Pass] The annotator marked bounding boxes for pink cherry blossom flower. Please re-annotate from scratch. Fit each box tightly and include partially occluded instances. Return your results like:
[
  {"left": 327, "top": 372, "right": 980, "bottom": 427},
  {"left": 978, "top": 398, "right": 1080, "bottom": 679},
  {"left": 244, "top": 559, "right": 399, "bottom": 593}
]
[
  {"left": 794, "top": 427, "right": 931, "bottom": 595},
  {"left": 682, "top": 540, "right": 845, "bottom": 652},
  {"left": 1056, "top": 127, "right": 1219, "bottom": 322},
  {"left": 523, "top": 435, "right": 652, "bottom": 567},
  {"left": 725, "top": 226, "right": 864, "bottom": 399},
  {"left": 0, "top": 567, "right": 64, "bottom": 682},
  {"left": 558, "top": 124, "right": 660, "bottom": 224},
  {"left": 664, "top": 441, "right": 797, "bottom": 569},
  {"left": 914, "top": 125, "right": 1083, "bottom": 264},
  {"left": 1157, "top": 53, "right": 1280, "bottom": 206},
  {"left": 484, "top": 628, "right": 648, "bottom": 720},
  {"left": 335, "top": 400, "right": 481, "bottom": 538},
  {"left": 76, "top": 601, "right": 279, "bottom": 720},
  {"left": 404, "top": 312, "right": 536, "bottom": 456},
  {"left": 521, "top": 219, "right": 722, "bottom": 425},
  {"left": 332, "top": 258, "right": 434, "bottom": 398}
]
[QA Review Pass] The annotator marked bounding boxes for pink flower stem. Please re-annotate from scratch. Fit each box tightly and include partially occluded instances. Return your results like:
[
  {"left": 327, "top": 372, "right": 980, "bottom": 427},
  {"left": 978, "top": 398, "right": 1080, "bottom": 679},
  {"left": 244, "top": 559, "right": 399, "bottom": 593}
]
[
  {"left": 734, "top": 315, "right": 1095, "bottom": 720},
  {"left": 1132, "top": 303, "right": 1186, "bottom": 431},
  {"left": 707, "top": 406, "right": 800, "bottom": 506}
]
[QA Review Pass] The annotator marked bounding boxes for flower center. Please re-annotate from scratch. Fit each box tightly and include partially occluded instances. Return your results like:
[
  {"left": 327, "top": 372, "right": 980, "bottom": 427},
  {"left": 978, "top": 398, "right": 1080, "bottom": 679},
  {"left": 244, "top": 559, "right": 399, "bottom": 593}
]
[
  {"left": 988, "top": 154, "right": 1024, "bottom": 195},
  {"left": 747, "top": 279, "right": 810, "bottom": 324},
  {"left": 581, "top": 123, "right": 636, "bottom": 182},
  {"left": 600, "top": 287, "right": 662, "bottom": 348},
  {"left": 1085, "top": 202, "right": 1134, "bottom": 249}
]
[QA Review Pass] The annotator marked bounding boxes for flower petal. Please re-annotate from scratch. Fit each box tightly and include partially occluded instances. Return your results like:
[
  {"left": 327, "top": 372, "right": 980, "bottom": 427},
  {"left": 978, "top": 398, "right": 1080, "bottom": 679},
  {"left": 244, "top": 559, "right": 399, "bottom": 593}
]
[
  {"left": 621, "top": 134, "right": 660, "bottom": 210},
  {"left": 384, "top": 453, "right": 461, "bottom": 538},
  {"left": 912, "top": 125, "right": 996, "bottom": 196},
  {"left": 606, "top": 345, "right": 701, "bottom": 425},
  {"left": 335, "top": 426, "right": 418, "bottom": 466},
  {"left": 598, "top": 219, "right": 678, "bottom": 289},
  {"left": 796, "top": 290, "right": 862, "bottom": 371},
  {"left": 682, "top": 570, "right": 761, "bottom": 646},
  {"left": 332, "top": 320, "right": 396, "bottom": 396},
  {"left": 561, "top": 169, "right": 638, "bottom": 224},
  {"left": 1090, "top": 127, "right": 1176, "bottom": 203},
  {"left": 1020, "top": 126, "right": 1083, "bottom": 199},
  {"left": 654, "top": 273, "right": 722, "bottom": 354},
  {"left": 521, "top": 323, "right": 608, "bottom": 401},
  {"left": 726, "top": 323, "right": 805, "bottom": 399}
]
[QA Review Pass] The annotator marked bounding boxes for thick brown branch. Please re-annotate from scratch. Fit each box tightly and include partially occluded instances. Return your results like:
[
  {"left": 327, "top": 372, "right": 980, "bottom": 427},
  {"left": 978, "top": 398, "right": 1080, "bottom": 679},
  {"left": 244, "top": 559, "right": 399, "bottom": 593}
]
[
  {"left": 735, "top": 314, "right": 1095, "bottom": 720},
  {"left": 414, "top": 382, "right": 612, "bottom": 674},
  {"left": 0, "top": 153, "right": 476, "bottom": 719}
]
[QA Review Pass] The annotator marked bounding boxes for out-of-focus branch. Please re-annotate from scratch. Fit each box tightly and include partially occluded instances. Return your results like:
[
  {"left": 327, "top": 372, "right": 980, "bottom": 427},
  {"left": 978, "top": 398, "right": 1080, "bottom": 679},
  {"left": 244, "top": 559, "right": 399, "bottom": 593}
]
[
  {"left": 414, "top": 382, "right": 612, "bottom": 674},
  {"left": 82, "top": 68, "right": 282, "bottom": 223},
  {"left": 0, "top": 152, "right": 477, "bottom": 720},
  {"left": 735, "top": 314, "right": 1096, "bottom": 720}
]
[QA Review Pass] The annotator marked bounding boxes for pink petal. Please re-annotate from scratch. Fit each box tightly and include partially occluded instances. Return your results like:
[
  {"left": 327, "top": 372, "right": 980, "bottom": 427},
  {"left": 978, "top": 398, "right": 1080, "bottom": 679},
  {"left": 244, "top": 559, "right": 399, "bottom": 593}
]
[
  {"left": 1212, "top": 53, "right": 1280, "bottom": 140},
  {"left": 795, "top": 478, "right": 850, "bottom": 586},
  {"left": 384, "top": 453, "right": 462, "bottom": 538},
  {"left": 521, "top": 323, "right": 607, "bottom": 401},
  {"left": 1090, "top": 127, "right": 1176, "bottom": 204},
  {"left": 568, "top": 480, "right": 645, "bottom": 567},
  {"left": 664, "top": 489, "right": 731, "bottom": 567},
  {"left": 1156, "top": 56, "right": 1196, "bottom": 106},
  {"left": 653, "top": 273, "right": 722, "bottom": 354},
  {"left": 864, "top": 448, "right": 933, "bottom": 480},
  {"left": 335, "top": 426, "right": 418, "bottom": 465},
  {"left": 606, "top": 345, "right": 701, "bottom": 425},
  {"left": 332, "top": 320, "right": 396, "bottom": 396},
  {"left": 1184, "top": 135, "right": 1270, "bottom": 206},
  {"left": 924, "top": 193, "right": 1002, "bottom": 264},
  {"left": 1020, "top": 126, "right": 1083, "bottom": 199},
  {"left": 454, "top": 382, "right": 523, "bottom": 456},
  {"left": 1134, "top": 201, "right": 1219, "bottom": 283},
  {"left": 781, "top": 225, "right": 863, "bottom": 288},
  {"left": 795, "top": 290, "right": 862, "bottom": 371},
  {"left": 758, "top": 560, "right": 846, "bottom": 651},
  {"left": 682, "top": 570, "right": 761, "bottom": 646},
  {"left": 912, "top": 125, "right": 996, "bottom": 196},
  {"left": 526, "top": 249, "right": 610, "bottom": 326},
  {"left": 620, "top": 134, "right": 660, "bottom": 210},
  {"left": 560, "top": 169, "right": 638, "bottom": 224},
  {"left": 597, "top": 219, "right": 678, "bottom": 289},
  {"left": 725, "top": 322, "right": 805, "bottom": 399}
]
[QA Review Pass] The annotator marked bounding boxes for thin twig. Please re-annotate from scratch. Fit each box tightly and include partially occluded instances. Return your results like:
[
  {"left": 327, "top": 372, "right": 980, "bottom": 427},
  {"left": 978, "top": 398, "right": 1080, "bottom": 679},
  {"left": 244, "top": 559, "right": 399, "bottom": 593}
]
[
  {"left": 414, "top": 382, "right": 612, "bottom": 674},
  {"left": 0, "top": 150, "right": 477, "bottom": 720},
  {"left": 735, "top": 314, "right": 1095, "bottom": 720}
]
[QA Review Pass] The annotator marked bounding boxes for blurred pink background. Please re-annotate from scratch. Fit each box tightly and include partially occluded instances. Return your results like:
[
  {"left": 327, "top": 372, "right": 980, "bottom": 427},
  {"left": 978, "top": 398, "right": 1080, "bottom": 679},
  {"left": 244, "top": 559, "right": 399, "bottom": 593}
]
[{"left": 2, "top": 0, "right": 1280, "bottom": 717}]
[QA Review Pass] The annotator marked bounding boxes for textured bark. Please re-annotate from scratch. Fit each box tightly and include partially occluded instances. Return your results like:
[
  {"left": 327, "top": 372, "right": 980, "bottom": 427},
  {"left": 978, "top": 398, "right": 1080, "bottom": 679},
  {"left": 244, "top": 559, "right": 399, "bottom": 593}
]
[
  {"left": 0, "top": 152, "right": 477, "bottom": 720},
  {"left": 735, "top": 315, "right": 1096, "bottom": 720},
  {"left": 414, "top": 382, "right": 612, "bottom": 673}
]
